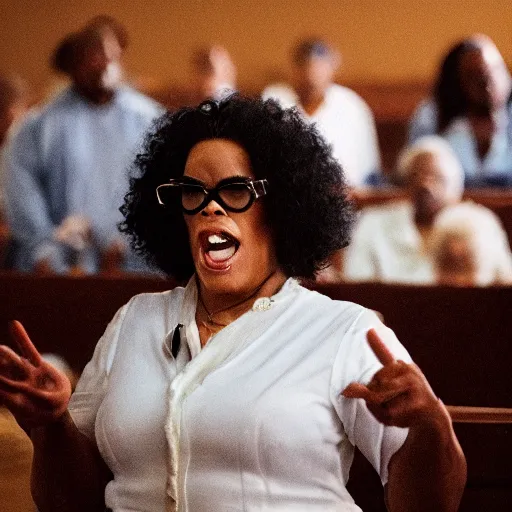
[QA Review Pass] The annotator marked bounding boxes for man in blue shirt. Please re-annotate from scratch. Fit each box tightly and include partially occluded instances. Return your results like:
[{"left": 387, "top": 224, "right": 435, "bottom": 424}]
[{"left": 4, "top": 17, "right": 163, "bottom": 273}]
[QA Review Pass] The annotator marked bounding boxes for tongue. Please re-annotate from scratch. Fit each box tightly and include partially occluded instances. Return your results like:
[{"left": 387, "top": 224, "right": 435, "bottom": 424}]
[{"left": 208, "top": 245, "right": 236, "bottom": 262}]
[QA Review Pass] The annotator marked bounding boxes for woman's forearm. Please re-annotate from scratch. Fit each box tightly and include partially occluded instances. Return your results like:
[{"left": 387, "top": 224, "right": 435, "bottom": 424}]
[
  {"left": 386, "top": 406, "right": 467, "bottom": 512},
  {"left": 30, "top": 410, "right": 111, "bottom": 512}
]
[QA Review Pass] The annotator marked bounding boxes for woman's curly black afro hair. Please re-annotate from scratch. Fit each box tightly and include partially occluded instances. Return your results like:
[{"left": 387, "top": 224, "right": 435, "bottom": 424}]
[{"left": 120, "top": 94, "right": 355, "bottom": 281}]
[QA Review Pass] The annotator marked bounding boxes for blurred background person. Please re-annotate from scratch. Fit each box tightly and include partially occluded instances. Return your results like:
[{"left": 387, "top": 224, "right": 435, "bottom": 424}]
[
  {"left": 431, "top": 202, "right": 512, "bottom": 286},
  {"left": 39, "top": 14, "right": 131, "bottom": 106},
  {"left": 0, "top": 72, "right": 30, "bottom": 269},
  {"left": 409, "top": 35, "right": 512, "bottom": 187},
  {"left": 408, "top": 37, "right": 486, "bottom": 143},
  {"left": 344, "top": 136, "right": 464, "bottom": 283},
  {"left": 85, "top": 14, "right": 130, "bottom": 51},
  {"left": 442, "top": 35, "right": 512, "bottom": 187},
  {"left": 3, "top": 17, "right": 163, "bottom": 275},
  {"left": 191, "top": 44, "right": 236, "bottom": 102},
  {"left": 262, "top": 38, "right": 381, "bottom": 188}
]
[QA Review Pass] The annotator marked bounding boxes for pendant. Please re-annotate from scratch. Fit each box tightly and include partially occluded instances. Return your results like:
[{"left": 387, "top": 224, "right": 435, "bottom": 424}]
[{"left": 252, "top": 297, "right": 274, "bottom": 312}]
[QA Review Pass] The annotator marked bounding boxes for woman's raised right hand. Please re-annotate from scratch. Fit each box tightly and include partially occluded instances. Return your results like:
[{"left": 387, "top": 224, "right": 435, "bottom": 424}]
[{"left": 0, "top": 320, "right": 72, "bottom": 431}]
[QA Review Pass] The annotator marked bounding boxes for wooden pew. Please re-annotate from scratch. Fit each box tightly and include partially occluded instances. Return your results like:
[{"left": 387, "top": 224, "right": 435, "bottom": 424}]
[
  {"left": 347, "top": 412, "right": 512, "bottom": 512},
  {"left": 353, "top": 187, "right": 512, "bottom": 209},
  {"left": 1, "top": 274, "right": 511, "bottom": 511},
  {"left": 0, "top": 273, "right": 171, "bottom": 373}
]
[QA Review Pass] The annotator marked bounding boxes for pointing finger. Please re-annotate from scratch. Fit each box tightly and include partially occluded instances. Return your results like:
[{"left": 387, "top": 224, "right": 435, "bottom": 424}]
[
  {"left": 8, "top": 321, "right": 42, "bottom": 366},
  {"left": 367, "top": 328, "right": 395, "bottom": 367}
]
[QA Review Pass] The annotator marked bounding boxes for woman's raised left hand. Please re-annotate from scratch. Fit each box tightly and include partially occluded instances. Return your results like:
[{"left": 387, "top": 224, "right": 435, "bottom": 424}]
[{"left": 342, "top": 329, "right": 447, "bottom": 429}]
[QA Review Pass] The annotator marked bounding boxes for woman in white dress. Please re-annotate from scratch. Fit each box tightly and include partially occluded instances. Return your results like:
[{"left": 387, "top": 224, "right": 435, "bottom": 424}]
[{"left": 0, "top": 96, "right": 465, "bottom": 511}]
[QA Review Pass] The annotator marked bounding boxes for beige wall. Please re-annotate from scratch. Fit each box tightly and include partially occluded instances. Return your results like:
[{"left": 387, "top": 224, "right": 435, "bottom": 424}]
[{"left": 1, "top": 0, "right": 511, "bottom": 92}]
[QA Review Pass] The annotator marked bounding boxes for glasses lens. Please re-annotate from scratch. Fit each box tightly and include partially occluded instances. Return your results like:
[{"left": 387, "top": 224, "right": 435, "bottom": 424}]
[
  {"left": 218, "top": 183, "right": 252, "bottom": 210},
  {"left": 181, "top": 184, "right": 207, "bottom": 212}
]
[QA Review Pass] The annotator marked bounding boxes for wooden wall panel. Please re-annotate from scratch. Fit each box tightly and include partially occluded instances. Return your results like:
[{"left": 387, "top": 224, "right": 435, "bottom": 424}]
[{"left": 1, "top": 1, "right": 511, "bottom": 94}]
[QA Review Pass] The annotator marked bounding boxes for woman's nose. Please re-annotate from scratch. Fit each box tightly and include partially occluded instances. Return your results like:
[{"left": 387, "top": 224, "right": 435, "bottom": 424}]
[{"left": 200, "top": 199, "right": 227, "bottom": 217}]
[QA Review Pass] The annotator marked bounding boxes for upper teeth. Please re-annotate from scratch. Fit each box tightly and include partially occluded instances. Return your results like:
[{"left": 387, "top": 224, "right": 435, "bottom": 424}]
[{"left": 208, "top": 234, "right": 227, "bottom": 244}]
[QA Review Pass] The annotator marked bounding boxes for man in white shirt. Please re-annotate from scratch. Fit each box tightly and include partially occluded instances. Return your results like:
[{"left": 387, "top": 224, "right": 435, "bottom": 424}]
[
  {"left": 344, "top": 136, "right": 465, "bottom": 283},
  {"left": 262, "top": 38, "right": 381, "bottom": 187}
]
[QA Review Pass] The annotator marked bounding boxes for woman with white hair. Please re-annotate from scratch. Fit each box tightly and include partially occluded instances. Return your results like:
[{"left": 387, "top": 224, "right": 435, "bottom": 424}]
[
  {"left": 344, "top": 136, "right": 464, "bottom": 283},
  {"left": 431, "top": 202, "right": 512, "bottom": 286}
]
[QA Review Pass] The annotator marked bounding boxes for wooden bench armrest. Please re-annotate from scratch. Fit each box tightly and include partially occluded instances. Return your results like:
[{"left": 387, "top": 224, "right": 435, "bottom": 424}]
[{"left": 446, "top": 405, "right": 512, "bottom": 424}]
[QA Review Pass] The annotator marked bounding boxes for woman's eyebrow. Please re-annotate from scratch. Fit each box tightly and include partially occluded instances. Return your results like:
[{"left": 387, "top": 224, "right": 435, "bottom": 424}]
[
  {"left": 181, "top": 176, "right": 207, "bottom": 186},
  {"left": 216, "top": 175, "right": 251, "bottom": 186}
]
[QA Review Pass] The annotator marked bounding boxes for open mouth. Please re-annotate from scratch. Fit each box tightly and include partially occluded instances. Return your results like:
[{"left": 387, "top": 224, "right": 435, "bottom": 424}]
[{"left": 200, "top": 231, "right": 240, "bottom": 270}]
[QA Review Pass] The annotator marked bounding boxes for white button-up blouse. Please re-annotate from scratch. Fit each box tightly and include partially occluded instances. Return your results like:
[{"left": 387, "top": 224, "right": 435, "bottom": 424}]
[{"left": 69, "top": 278, "right": 411, "bottom": 512}]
